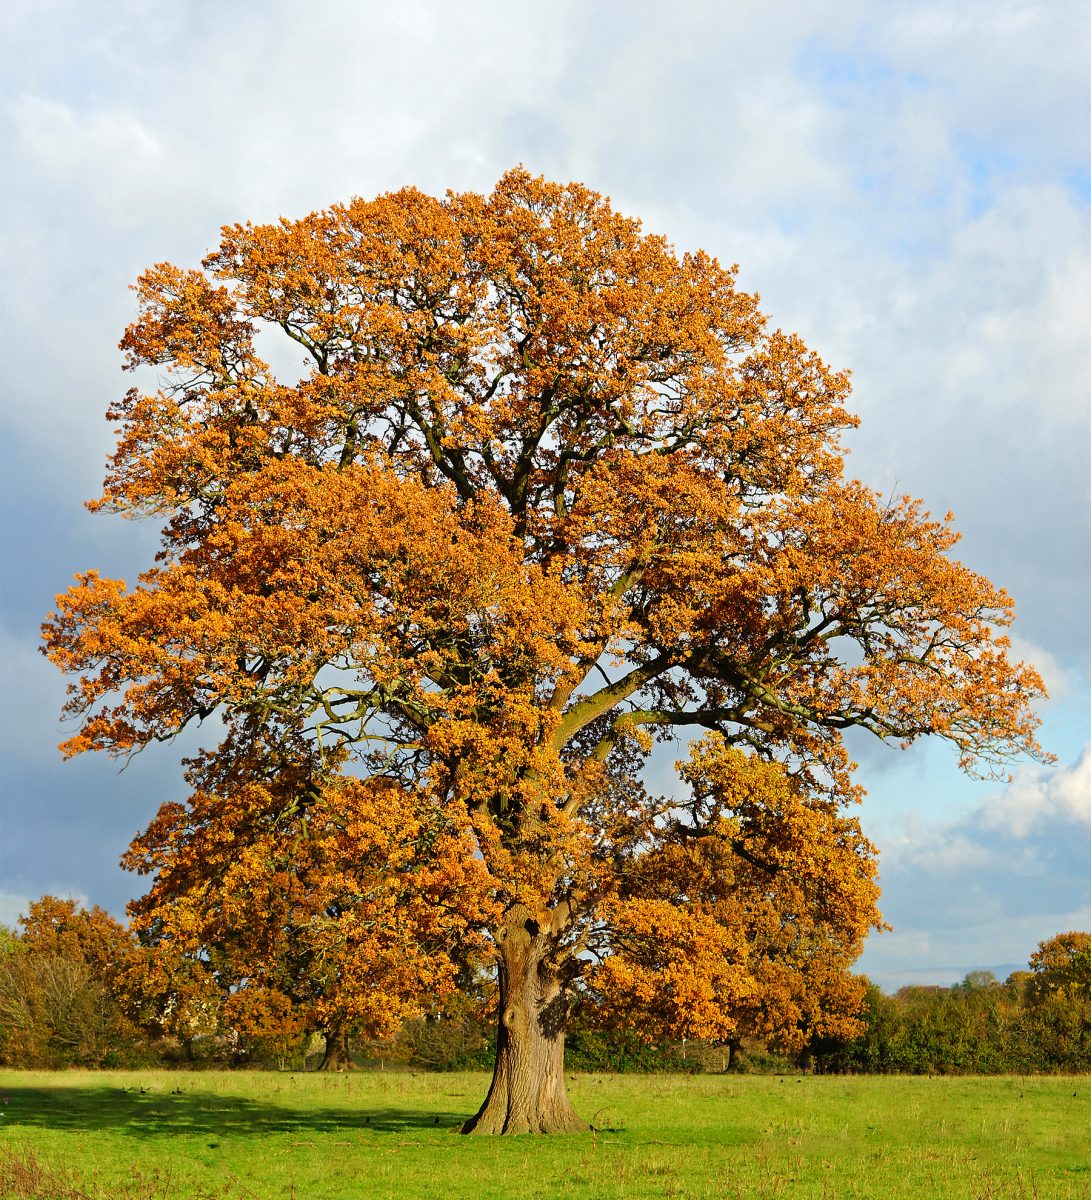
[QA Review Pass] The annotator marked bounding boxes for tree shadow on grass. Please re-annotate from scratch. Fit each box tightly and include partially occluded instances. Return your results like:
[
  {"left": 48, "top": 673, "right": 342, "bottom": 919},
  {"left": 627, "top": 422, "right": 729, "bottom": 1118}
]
[{"left": 0, "top": 1084, "right": 471, "bottom": 1139}]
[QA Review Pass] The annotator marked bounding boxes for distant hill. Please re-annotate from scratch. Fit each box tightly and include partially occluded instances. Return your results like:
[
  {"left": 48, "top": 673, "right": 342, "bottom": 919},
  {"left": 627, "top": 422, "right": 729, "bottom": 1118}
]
[{"left": 867, "top": 963, "right": 1024, "bottom": 993}]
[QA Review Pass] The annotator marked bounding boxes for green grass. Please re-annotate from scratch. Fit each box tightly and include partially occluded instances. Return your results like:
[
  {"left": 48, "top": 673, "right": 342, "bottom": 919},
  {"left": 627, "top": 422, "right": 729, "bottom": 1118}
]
[{"left": 0, "top": 1070, "right": 1087, "bottom": 1199}]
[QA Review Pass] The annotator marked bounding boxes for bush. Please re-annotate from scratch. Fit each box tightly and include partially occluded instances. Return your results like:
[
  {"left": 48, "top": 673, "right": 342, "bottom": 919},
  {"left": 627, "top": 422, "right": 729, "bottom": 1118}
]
[{"left": 565, "top": 1028, "right": 695, "bottom": 1073}]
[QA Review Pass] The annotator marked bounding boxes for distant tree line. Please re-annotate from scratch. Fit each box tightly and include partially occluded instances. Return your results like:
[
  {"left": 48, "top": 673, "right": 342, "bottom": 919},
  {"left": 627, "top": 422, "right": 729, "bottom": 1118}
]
[
  {"left": 821, "top": 936, "right": 1091, "bottom": 1075},
  {"left": 0, "top": 898, "right": 1087, "bottom": 1074}
]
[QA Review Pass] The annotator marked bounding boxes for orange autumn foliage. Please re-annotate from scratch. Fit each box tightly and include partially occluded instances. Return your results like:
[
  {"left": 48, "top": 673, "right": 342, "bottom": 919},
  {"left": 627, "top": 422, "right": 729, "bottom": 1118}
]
[
  {"left": 43, "top": 169, "right": 1047, "bottom": 1129},
  {"left": 19, "top": 896, "right": 134, "bottom": 985},
  {"left": 123, "top": 734, "right": 495, "bottom": 1045},
  {"left": 1028, "top": 931, "right": 1091, "bottom": 1002},
  {"left": 589, "top": 744, "right": 880, "bottom": 1050}
]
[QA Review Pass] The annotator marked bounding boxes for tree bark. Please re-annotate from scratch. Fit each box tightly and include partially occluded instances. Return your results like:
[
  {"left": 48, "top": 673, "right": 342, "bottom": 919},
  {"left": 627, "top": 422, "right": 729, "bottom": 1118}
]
[
  {"left": 462, "top": 906, "right": 586, "bottom": 1135},
  {"left": 318, "top": 1023, "right": 353, "bottom": 1071}
]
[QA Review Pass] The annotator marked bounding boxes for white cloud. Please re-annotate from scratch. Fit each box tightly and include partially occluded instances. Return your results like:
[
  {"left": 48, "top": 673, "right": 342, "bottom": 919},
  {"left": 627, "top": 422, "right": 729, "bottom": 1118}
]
[
  {"left": 7, "top": 96, "right": 164, "bottom": 220},
  {"left": 859, "top": 745, "right": 1091, "bottom": 983},
  {"left": 1007, "top": 632, "right": 1075, "bottom": 702},
  {"left": 896, "top": 830, "right": 997, "bottom": 873},
  {"left": 1053, "top": 748, "right": 1091, "bottom": 818},
  {"left": 0, "top": 891, "right": 32, "bottom": 928},
  {"left": 0, "top": 889, "right": 92, "bottom": 929},
  {"left": 869, "top": 0, "right": 1091, "bottom": 166},
  {"left": 983, "top": 745, "right": 1091, "bottom": 838}
]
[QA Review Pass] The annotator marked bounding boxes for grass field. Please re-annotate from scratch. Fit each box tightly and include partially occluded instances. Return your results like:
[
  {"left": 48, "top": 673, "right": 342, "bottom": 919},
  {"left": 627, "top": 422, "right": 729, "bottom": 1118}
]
[{"left": 0, "top": 1069, "right": 1086, "bottom": 1199}]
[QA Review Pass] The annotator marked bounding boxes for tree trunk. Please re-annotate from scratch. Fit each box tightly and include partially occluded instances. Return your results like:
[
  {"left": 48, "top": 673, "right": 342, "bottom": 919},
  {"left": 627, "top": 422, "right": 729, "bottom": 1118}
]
[
  {"left": 318, "top": 1023, "right": 353, "bottom": 1071},
  {"left": 462, "top": 907, "right": 586, "bottom": 1135}
]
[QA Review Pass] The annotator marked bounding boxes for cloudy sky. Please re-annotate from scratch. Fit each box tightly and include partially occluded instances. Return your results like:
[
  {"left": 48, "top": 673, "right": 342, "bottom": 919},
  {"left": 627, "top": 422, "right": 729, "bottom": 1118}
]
[{"left": 1, "top": 0, "right": 1088, "bottom": 989}]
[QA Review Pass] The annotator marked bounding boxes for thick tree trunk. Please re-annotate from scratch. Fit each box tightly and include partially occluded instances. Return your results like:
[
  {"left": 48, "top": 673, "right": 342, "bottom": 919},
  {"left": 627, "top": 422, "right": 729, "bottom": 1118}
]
[
  {"left": 318, "top": 1023, "right": 353, "bottom": 1071},
  {"left": 462, "top": 907, "right": 586, "bottom": 1135}
]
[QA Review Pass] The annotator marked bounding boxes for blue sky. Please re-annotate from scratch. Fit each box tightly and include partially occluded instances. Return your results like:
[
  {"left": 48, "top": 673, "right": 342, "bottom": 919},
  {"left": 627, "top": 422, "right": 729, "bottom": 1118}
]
[{"left": 1, "top": 0, "right": 1089, "bottom": 990}]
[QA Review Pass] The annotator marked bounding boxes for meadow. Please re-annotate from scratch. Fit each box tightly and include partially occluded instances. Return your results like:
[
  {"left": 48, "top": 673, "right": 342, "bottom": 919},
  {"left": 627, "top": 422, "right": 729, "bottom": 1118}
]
[{"left": 0, "top": 1070, "right": 1086, "bottom": 1200}]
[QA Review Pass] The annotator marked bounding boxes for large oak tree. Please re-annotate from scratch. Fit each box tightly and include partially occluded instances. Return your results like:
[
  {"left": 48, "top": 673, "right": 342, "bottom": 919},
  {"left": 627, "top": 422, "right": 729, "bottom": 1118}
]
[{"left": 45, "top": 169, "right": 1045, "bottom": 1133}]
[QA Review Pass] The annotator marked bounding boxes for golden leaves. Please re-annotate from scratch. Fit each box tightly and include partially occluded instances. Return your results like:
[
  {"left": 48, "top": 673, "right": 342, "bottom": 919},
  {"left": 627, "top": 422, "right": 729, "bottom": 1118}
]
[
  {"left": 127, "top": 760, "right": 497, "bottom": 1041},
  {"left": 41, "top": 167, "right": 1049, "bottom": 1046},
  {"left": 588, "top": 744, "right": 881, "bottom": 1044}
]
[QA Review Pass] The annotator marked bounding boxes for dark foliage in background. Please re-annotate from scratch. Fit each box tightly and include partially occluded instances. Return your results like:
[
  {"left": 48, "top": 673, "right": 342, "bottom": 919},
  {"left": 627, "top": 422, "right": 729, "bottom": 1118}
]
[{"left": 1, "top": 906, "right": 1087, "bottom": 1075}]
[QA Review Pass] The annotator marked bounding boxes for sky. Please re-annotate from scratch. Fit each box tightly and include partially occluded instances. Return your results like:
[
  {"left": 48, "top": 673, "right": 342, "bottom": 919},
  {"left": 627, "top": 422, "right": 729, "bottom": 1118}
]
[{"left": 1, "top": 0, "right": 1089, "bottom": 991}]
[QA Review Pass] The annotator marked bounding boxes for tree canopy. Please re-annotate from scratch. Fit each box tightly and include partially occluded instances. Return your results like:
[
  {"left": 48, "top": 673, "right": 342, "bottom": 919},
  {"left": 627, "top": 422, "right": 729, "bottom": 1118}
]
[
  {"left": 123, "top": 737, "right": 494, "bottom": 1064},
  {"left": 44, "top": 168, "right": 1046, "bottom": 1132}
]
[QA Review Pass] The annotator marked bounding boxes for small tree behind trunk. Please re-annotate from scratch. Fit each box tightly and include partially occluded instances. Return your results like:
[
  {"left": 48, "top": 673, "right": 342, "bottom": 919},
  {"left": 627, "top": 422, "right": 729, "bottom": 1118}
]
[{"left": 463, "top": 908, "right": 586, "bottom": 1135}]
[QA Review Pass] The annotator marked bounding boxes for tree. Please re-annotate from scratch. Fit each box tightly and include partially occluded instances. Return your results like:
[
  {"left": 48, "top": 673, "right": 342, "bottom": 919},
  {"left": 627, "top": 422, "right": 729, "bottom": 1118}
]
[
  {"left": 1022, "top": 931, "right": 1091, "bottom": 1069},
  {"left": 1028, "top": 931, "right": 1091, "bottom": 1002},
  {"left": 19, "top": 896, "right": 133, "bottom": 986},
  {"left": 582, "top": 749, "right": 878, "bottom": 1057},
  {"left": 0, "top": 926, "right": 22, "bottom": 962},
  {"left": 0, "top": 898, "right": 144, "bottom": 1067},
  {"left": 956, "top": 969, "right": 1000, "bottom": 991},
  {"left": 122, "top": 736, "right": 494, "bottom": 1068},
  {"left": 44, "top": 169, "right": 1046, "bottom": 1133}
]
